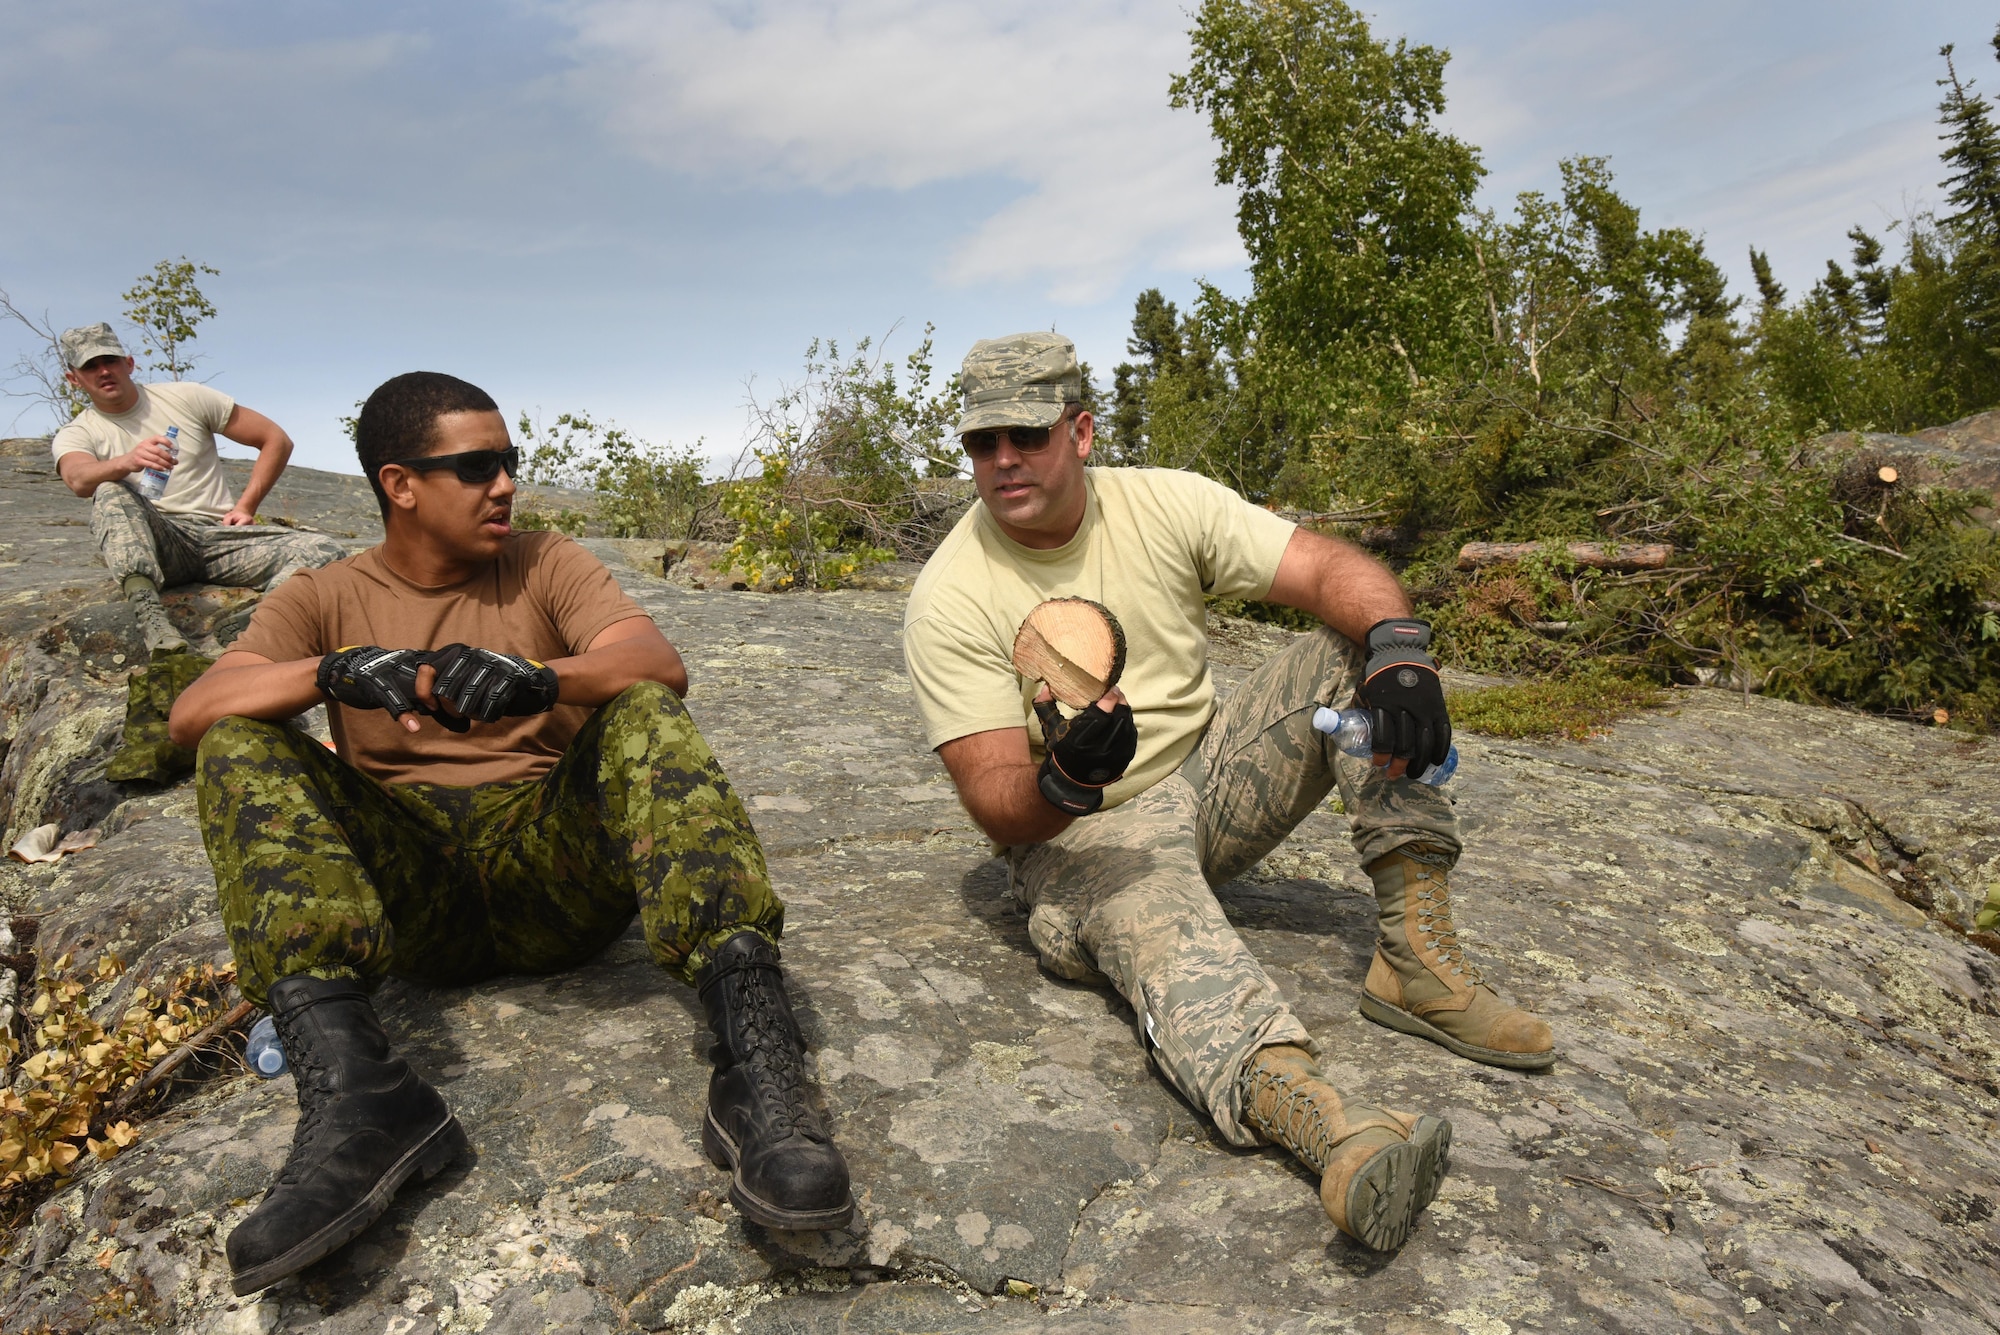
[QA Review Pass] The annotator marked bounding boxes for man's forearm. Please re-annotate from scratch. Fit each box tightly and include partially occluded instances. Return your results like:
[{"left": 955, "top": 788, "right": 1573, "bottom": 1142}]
[
  {"left": 57, "top": 454, "right": 129, "bottom": 498},
  {"left": 168, "top": 659, "right": 323, "bottom": 748},
  {"left": 233, "top": 439, "right": 292, "bottom": 516},
  {"left": 961, "top": 764, "right": 1076, "bottom": 847},
  {"left": 545, "top": 635, "right": 688, "bottom": 706}
]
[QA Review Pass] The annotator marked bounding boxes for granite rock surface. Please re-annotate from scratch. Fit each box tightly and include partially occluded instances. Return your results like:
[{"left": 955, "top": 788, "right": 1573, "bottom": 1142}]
[{"left": 0, "top": 439, "right": 1996, "bottom": 1334}]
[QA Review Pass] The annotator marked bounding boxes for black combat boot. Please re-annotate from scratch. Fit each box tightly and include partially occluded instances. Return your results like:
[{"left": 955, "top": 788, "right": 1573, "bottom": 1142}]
[
  {"left": 697, "top": 932, "right": 855, "bottom": 1231},
  {"left": 227, "top": 975, "right": 465, "bottom": 1295}
]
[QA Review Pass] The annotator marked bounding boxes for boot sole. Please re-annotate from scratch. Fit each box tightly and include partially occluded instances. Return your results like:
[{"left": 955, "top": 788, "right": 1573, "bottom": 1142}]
[
  {"left": 1342, "top": 1141, "right": 1424, "bottom": 1252},
  {"left": 1359, "top": 992, "right": 1557, "bottom": 1071},
  {"left": 703, "top": 1110, "right": 856, "bottom": 1233},
  {"left": 1407, "top": 1114, "right": 1453, "bottom": 1215},
  {"left": 230, "top": 1114, "right": 466, "bottom": 1297}
]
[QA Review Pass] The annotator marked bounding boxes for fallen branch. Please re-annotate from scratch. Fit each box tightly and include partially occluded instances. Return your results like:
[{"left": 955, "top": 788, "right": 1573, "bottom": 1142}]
[
  {"left": 1829, "top": 531, "right": 1907, "bottom": 560},
  {"left": 1458, "top": 541, "right": 1674, "bottom": 572},
  {"left": 107, "top": 998, "right": 255, "bottom": 1119}
]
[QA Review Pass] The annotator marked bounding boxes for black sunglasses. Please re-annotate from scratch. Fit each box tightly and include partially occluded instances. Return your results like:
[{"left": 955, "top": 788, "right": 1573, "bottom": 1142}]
[
  {"left": 388, "top": 445, "right": 520, "bottom": 484},
  {"left": 961, "top": 419, "right": 1074, "bottom": 462}
]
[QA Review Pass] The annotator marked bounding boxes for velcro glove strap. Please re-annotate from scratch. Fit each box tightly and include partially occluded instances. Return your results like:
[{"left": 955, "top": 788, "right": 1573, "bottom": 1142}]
[
  {"left": 1354, "top": 617, "right": 1452, "bottom": 771},
  {"left": 316, "top": 646, "right": 425, "bottom": 721},
  {"left": 425, "top": 644, "right": 560, "bottom": 723},
  {"left": 1033, "top": 696, "right": 1138, "bottom": 817}
]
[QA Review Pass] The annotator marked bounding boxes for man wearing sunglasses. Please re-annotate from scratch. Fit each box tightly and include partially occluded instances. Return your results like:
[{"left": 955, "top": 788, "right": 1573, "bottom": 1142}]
[
  {"left": 903, "top": 333, "right": 1553, "bottom": 1252},
  {"left": 51, "top": 323, "right": 347, "bottom": 655},
  {"left": 169, "top": 371, "right": 854, "bottom": 1295}
]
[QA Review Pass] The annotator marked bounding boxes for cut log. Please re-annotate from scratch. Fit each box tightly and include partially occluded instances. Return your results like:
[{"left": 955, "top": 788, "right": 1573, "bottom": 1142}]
[
  {"left": 1012, "top": 598, "right": 1127, "bottom": 709},
  {"left": 1457, "top": 541, "right": 1673, "bottom": 573}
]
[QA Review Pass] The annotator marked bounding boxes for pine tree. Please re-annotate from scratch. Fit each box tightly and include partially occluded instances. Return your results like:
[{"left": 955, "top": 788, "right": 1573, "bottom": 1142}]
[
  {"left": 1939, "top": 43, "right": 2000, "bottom": 236},
  {"left": 1749, "top": 248, "right": 1786, "bottom": 309}
]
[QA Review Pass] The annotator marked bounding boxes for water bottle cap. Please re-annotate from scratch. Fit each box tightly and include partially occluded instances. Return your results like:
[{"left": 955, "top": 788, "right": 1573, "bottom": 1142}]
[{"left": 254, "top": 1046, "right": 286, "bottom": 1075}]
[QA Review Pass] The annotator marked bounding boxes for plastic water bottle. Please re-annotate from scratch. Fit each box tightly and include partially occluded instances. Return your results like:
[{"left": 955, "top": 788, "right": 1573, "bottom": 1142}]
[
  {"left": 1312, "top": 706, "right": 1459, "bottom": 786},
  {"left": 245, "top": 1014, "right": 288, "bottom": 1078},
  {"left": 134, "top": 425, "right": 179, "bottom": 501}
]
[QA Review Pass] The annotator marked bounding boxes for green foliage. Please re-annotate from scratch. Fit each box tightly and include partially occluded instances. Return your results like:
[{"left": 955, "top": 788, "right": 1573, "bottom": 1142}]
[
  {"left": 1103, "top": 10, "right": 2000, "bottom": 730},
  {"left": 722, "top": 325, "right": 960, "bottom": 589},
  {"left": 1447, "top": 668, "right": 1665, "bottom": 740},
  {"left": 1173, "top": 0, "right": 1485, "bottom": 425},
  {"left": 120, "top": 257, "right": 219, "bottom": 381},
  {"left": 516, "top": 411, "right": 714, "bottom": 542}
]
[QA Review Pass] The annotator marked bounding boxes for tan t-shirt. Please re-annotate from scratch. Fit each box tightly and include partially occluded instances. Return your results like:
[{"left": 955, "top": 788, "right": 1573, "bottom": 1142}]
[
  {"left": 229, "top": 532, "right": 647, "bottom": 786},
  {"left": 902, "top": 467, "right": 1297, "bottom": 809},
  {"left": 50, "top": 381, "right": 239, "bottom": 518}
]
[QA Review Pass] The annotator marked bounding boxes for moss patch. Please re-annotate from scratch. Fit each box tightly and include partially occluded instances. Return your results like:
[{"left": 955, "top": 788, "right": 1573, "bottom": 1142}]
[{"left": 1449, "top": 670, "right": 1666, "bottom": 740}]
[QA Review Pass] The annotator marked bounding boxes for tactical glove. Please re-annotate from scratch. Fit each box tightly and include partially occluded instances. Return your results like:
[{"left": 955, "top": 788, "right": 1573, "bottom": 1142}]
[
  {"left": 316, "top": 646, "right": 428, "bottom": 723},
  {"left": 1034, "top": 695, "right": 1138, "bottom": 816},
  {"left": 1354, "top": 617, "right": 1452, "bottom": 773},
  {"left": 424, "top": 644, "right": 560, "bottom": 724}
]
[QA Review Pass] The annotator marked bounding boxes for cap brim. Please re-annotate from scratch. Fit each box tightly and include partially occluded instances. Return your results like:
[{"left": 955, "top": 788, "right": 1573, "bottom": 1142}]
[
  {"left": 955, "top": 400, "right": 1067, "bottom": 435},
  {"left": 65, "top": 343, "right": 127, "bottom": 368}
]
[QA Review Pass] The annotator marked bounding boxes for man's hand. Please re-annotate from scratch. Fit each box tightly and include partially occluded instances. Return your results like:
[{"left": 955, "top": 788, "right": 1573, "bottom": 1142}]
[
  {"left": 316, "top": 646, "right": 430, "bottom": 733},
  {"left": 1033, "top": 687, "right": 1137, "bottom": 816},
  {"left": 420, "top": 644, "right": 560, "bottom": 723},
  {"left": 221, "top": 507, "right": 256, "bottom": 526},
  {"left": 1354, "top": 618, "right": 1452, "bottom": 778},
  {"left": 116, "top": 435, "right": 177, "bottom": 477}
]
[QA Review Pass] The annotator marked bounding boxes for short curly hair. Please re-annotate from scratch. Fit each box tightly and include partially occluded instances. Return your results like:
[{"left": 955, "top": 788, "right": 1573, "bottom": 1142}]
[{"left": 354, "top": 371, "right": 499, "bottom": 515}]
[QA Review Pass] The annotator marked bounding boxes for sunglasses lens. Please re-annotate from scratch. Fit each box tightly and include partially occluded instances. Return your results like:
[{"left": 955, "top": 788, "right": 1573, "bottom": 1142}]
[
  {"left": 453, "top": 447, "right": 518, "bottom": 483},
  {"left": 962, "top": 425, "right": 1059, "bottom": 459}
]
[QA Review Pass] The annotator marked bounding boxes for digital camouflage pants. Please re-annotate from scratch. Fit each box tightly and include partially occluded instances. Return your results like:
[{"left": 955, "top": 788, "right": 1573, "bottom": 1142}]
[
  {"left": 197, "top": 681, "right": 784, "bottom": 1007},
  {"left": 1008, "top": 626, "right": 1461, "bottom": 1146},
  {"left": 92, "top": 480, "right": 347, "bottom": 590}
]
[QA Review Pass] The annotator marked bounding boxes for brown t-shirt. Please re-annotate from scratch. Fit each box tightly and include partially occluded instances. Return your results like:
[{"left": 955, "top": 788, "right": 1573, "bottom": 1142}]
[{"left": 230, "top": 533, "right": 646, "bottom": 786}]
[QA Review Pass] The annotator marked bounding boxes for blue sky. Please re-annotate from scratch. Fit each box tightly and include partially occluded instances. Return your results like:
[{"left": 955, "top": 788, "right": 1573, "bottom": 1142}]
[{"left": 2, "top": 1, "right": 1992, "bottom": 473}]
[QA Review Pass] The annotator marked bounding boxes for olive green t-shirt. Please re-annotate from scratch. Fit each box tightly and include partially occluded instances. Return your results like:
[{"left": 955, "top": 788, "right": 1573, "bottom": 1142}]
[
  {"left": 228, "top": 532, "right": 646, "bottom": 786},
  {"left": 902, "top": 467, "right": 1297, "bottom": 809}
]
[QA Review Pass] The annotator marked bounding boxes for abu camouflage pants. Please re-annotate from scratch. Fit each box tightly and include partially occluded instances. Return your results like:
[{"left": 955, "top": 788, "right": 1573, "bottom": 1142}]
[
  {"left": 197, "top": 681, "right": 784, "bottom": 1007},
  {"left": 92, "top": 480, "right": 347, "bottom": 590},
  {"left": 1008, "top": 626, "right": 1460, "bottom": 1146}
]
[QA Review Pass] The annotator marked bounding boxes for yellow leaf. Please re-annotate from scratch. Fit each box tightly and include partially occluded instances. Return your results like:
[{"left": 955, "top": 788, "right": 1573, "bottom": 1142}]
[
  {"left": 82, "top": 1042, "right": 113, "bottom": 1068},
  {"left": 87, "top": 1137, "right": 119, "bottom": 1161},
  {"left": 29, "top": 992, "right": 50, "bottom": 1017},
  {"left": 106, "top": 1121, "right": 139, "bottom": 1147},
  {"left": 19, "top": 1052, "right": 52, "bottom": 1080},
  {"left": 145, "top": 1040, "right": 168, "bottom": 1059},
  {"left": 56, "top": 1115, "right": 90, "bottom": 1138},
  {"left": 50, "top": 1141, "right": 79, "bottom": 1168}
]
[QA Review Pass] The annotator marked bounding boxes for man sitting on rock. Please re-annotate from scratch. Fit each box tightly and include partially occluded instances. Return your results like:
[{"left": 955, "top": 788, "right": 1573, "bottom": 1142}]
[
  {"left": 169, "top": 371, "right": 854, "bottom": 1296},
  {"left": 51, "top": 323, "right": 347, "bottom": 655},
  {"left": 903, "top": 333, "right": 1555, "bottom": 1252}
]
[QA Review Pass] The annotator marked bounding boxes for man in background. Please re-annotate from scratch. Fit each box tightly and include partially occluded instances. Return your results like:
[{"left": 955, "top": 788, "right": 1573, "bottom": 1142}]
[{"left": 51, "top": 322, "right": 345, "bottom": 654}]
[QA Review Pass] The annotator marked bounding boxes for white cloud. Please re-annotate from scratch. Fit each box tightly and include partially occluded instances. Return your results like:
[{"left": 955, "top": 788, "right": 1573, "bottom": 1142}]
[{"left": 545, "top": 0, "right": 1243, "bottom": 300}]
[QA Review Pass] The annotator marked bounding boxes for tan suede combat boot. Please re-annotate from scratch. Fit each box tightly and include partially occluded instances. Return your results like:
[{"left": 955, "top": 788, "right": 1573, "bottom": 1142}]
[
  {"left": 1240, "top": 1045, "right": 1451, "bottom": 1251},
  {"left": 1360, "top": 853, "right": 1555, "bottom": 1070}
]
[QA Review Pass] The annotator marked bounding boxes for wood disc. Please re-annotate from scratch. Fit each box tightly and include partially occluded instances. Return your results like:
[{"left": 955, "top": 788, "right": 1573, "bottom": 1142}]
[{"left": 1012, "top": 597, "right": 1127, "bottom": 709}]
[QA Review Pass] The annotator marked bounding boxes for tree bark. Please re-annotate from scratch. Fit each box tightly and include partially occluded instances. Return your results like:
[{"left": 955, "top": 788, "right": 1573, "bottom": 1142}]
[{"left": 1457, "top": 541, "right": 1673, "bottom": 572}]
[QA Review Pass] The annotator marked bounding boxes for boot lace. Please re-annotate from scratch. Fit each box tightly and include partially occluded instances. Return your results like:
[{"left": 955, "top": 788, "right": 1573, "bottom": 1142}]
[
  {"left": 736, "top": 968, "right": 818, "bottom": 1140},
  {"left": 271, "top": 1009, "right": 337, "bottom": 1185},
  {"left": 1413, "top": 873, "right": 1482, "bottom": 985},
  {"left": 1240, "top": 1061, "right": 1343, "bottom": 1175}
]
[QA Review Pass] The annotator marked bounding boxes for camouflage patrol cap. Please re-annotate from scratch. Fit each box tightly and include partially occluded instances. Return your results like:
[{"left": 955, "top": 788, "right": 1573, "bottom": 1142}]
[
  {"left": 59, "top": 323, "right": 128, "bottom": 369},
  {"left": 956, "top": 332, "right": 1082, "bottom": 434}
]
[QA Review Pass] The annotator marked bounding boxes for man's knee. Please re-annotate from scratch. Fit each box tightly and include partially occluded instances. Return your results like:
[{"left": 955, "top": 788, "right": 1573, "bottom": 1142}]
[{"left": 196, "top": 715, "right": 316, "bottom": 785}]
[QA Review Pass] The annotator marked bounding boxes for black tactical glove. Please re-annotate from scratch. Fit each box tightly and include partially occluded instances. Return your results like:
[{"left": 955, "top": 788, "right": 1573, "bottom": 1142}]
[
  {"left": 1034, "top": 695, "right": 1138, "bottom": 816},
  {"left": 1354, "top": 617, "right": 1452, "bottom": 774},
  {"left": 424, "top": 644, "right": 560, "bottom": 724},
  {"left": 316, "top": 646, "right": 427, "bottom": 723}
]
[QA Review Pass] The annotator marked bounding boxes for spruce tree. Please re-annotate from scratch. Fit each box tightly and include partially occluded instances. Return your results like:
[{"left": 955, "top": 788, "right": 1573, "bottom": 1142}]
[{"left": 1749, "top": 248, "right": 1786, "bottom": 309}]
